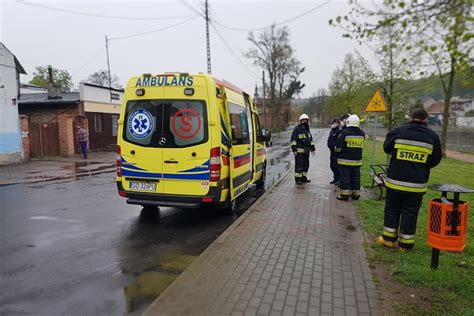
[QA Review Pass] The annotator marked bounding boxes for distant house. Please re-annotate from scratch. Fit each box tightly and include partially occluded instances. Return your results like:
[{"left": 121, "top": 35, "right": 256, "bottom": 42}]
[
  {"left": 80, "top": 83, "right": 123, "bottom": 150},
  {"left": 254, "top": 98, "right": 291, "bottom": 130},
  {"left": 19, "top": 91, "right": 82, "bottom": 158},
  {"left": 423, "top": 97, "right": 437, "bottom": 110},
  {"left": 450, "top": 97, "right": 474, "bottom": 127},
  {"left": 18, "top": 81, "right": 123, "bottom": 158},
  {"left": 20, "top": 83, "right": 47, "bottom": 94},
  {"left": 426, "top": 97, "right": 474, "bottom": 127},
  {"left": 0, "top": 42, "right": 27, "bottom": 165}
]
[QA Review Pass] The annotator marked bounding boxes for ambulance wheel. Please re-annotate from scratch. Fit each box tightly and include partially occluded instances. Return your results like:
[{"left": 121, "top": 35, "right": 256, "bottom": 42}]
[
  {"left": 140, "top": 206, "right": 160, "bottom": 220},
  {"left": 222, "top": 197, "right": 237, "bottom": 215},
  {"left": 256, "top": 164, "right": 266, "bottom": 188}
]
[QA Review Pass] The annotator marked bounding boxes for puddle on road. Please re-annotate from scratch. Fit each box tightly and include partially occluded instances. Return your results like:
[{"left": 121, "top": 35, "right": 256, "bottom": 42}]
[
  {"left": 124, "top": 253, "right": 197, "bottom": 313},
  {"left": 124, "top": 272, "right": 177, "bottom": 312},
  {"left": 159, "top": 254, "right": 196, "bottom": 272}
]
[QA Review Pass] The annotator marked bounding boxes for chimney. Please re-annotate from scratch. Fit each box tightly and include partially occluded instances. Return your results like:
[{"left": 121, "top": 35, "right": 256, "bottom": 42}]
[{"left": 47, "top": 66, "right": 61, "bottom": 99}]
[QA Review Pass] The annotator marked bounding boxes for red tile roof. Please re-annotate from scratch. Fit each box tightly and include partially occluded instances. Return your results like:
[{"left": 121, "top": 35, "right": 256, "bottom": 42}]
[{"left": 426, "top": 102, "right": 444, "bottom": 114}]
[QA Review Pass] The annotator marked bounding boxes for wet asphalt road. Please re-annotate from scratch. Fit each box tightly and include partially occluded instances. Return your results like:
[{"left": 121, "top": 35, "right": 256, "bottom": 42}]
[{"left": 0, "top": 129, "right": 320, "bottom": 315}]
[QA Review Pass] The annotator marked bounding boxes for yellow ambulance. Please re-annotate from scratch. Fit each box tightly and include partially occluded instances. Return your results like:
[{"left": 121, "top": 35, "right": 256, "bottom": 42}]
[{"left": 116, "top": 73, "right": 269, "bottom": 211}]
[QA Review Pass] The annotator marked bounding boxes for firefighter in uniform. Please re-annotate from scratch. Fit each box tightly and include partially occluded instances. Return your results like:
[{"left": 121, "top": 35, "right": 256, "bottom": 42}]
[
  {"left": 377, "top": 109, "right": 442, "bottom": 250},
  {"left": 335, "top": 114, "right": 365, "bottom": 200},
  {"left": 327, "top": 118, "right": 340, "bottom": 184},
  {"left": 291, "top": 114, "right": 315, "bottom": 185}
]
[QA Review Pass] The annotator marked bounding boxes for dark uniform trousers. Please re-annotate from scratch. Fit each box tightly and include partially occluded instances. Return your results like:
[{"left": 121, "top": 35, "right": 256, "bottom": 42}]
[
  {"left": 330, "top": 151, "right": 339, "bottom": 182},
  {"left": 338, "top": 166, "right": 360, "bottom": 197},
  {"left": 295, "top": 152, "right": 310, "bottom": 181},
  {"left": 382, "top": 188, "right": 423, "bottom": 249}
]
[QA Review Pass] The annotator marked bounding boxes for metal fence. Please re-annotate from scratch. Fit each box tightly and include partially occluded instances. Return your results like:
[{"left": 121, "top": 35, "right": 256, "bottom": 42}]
[{"left": 364, "top": 126, "right": 474, "bottom": 153}]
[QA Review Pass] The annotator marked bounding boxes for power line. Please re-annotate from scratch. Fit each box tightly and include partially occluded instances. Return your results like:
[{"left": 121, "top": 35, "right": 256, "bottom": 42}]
[
  {"left": 16, "top": 0, "right": 194, "bottom": 20},
  {"left": 211, "top": 23, "right": 259, "bottom": 78},
  {"left": 213, "top": 1, "right": 331, "bottom": 32},
  {"left": 179, "top": 0, "right": 205, "bottom": 18},
  {"left": 108, "top": 15, "right": 200, "bottom": 41},
  {"left": 70, "top": 46, "right": 106, "bottom": 79}
]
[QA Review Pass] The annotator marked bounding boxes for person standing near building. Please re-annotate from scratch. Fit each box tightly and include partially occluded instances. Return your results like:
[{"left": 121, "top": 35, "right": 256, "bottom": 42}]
[
  {"left": 327, "top": 118, "right": 340, "bottom": 185},
  {"left": 290, "top": 114, "right": 315, "bottom": 185},
  {"left": 335, "top": 114, "right": 365, "bottom": 200},
  {"left": 377, "top": 109, "right": 442, "bottom": 251},
  {"left": 77, "top": 125, "right": 88, "bottom": 160}
]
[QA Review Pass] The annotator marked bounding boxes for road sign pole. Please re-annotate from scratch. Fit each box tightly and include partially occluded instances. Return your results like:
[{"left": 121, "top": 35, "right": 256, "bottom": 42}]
[
  {"left": 365, "top": 89, "right": 388, "bottom": 166},
  {"left": 371, "top": 113, "right": 378, "bottom": 166}
]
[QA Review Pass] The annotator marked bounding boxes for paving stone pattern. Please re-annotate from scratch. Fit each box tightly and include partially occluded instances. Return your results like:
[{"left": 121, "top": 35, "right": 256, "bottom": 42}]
[{"left": 145, "top": 130, "right": 381, "bottom": 316}]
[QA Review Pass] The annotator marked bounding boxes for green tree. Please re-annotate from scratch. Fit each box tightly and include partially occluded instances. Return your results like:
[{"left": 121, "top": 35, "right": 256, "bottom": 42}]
[
  {"left": 29, "top": 65, "right": 73, "bottom": 92},
  {"left": 328, "top": 52, "right": 375, "bottom": 115},
  {"left": 331, "top": 0, "right": 474, "bottom": 155}
]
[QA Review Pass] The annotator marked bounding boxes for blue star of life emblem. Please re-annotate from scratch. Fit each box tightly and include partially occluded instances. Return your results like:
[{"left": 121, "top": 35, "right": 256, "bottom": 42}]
[{"left": 128, "top": 109, "right": 154, "bottom": 139}]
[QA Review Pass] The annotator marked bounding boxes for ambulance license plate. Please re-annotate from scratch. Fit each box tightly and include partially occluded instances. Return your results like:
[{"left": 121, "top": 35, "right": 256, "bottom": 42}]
[{"left": 129, "top": 181, "right": 156, "bottom": 191}]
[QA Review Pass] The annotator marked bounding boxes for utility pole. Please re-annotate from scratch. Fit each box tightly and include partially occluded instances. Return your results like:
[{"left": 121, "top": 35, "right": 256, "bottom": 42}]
[
  {"left": 105, "top": 35, "right": 112, "bottom": 101},
  {"left": 205, "top": 0, "right": 211, "bottom": 74},
  {"left": 262, "top": 71, "right": 266, "bottom": 128}
]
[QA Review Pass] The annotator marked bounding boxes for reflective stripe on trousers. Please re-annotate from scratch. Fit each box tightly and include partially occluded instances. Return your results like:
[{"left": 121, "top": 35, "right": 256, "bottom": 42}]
[
  {"left": 337, "top": 158, "right": 363, "bottom": 166},
  {"left": 385, "top": 177, "right": 427, "bottom": 193}
]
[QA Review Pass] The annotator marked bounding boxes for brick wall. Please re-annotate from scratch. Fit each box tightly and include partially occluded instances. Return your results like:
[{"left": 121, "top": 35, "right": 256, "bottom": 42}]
[
  {"left": 255, "top": 99, "right": 290, "bottom": 130},
  {"left": 19, "top": 115, "right": 30, "bottom": 161},
  {"left": 21, "top": 106, "right": 80, "bottom": 124},
  {"left": 58, "top": 114, "right": 75, "bottom": 156},
  {"left": 86, "top": 112, "right": 117, "bottom": 150}
]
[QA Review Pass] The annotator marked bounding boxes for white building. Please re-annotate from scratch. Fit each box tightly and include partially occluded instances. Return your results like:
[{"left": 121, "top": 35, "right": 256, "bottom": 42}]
[{"left": 0, "top": 42, "right": 26, "bottom": 165}]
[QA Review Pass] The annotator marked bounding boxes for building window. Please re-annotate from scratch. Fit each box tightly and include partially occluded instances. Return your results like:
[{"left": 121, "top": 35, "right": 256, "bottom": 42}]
[
  {"left": 111, "top": 93, "right": 120, "bottom": 100},
  {"left": 112, "top": 115, "right": 118, "bottom": 136},
  {"left": 94, "top": 113, "right": 103, "bottom": 132}
]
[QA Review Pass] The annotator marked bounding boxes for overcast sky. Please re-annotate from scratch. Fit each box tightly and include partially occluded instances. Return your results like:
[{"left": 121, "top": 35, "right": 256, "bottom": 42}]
[{"left": 0, "top": 0, "right": 375, "bottom": 98}]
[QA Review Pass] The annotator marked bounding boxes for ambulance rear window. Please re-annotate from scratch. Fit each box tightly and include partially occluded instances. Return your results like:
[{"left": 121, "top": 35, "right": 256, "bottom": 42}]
[
  {"left": 166, "top": 100, "right": 207, "bottom": 147},
  {"left": 123, "top": 99, "right": 208, "bottom": 148}
]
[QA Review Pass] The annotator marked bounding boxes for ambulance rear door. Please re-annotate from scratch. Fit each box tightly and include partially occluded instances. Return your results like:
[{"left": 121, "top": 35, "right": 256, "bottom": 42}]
[
  {"left": 228, "top": 99, "right": 252, "bottom": 199},
  {"left": 120, "top": 87, "right": 165, "bottom": 194},
  {"left": 160, "top": 79, "right": 211, "bottom": 196}
]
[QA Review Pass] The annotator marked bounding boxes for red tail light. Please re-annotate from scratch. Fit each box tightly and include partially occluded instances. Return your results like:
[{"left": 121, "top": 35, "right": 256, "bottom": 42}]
[
  {"left": 210, "top": 147, "right": 221, "bottom": 182},
  {"left": 118, "top": 191, "right": 127, "bottom": 197},
  {"left": 116, "top": 145, "right": 122, "bottom": 177}
]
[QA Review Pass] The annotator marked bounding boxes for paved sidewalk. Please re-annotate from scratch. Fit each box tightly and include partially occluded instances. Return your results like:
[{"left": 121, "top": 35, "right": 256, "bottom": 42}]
[
  {"left": 144, "top": 130, "right": 381, "bottom": 316},
  {"left": 0, "top": 151, "right": 116, "bottom": 186}
]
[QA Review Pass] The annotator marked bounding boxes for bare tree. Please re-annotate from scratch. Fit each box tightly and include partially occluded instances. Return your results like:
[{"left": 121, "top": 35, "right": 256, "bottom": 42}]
[
  {"left": 246, "top": 25, "right": 304, "bottom": 129},
  {"left": 86, "top": 70, "right": 122, "bottom": 89}
]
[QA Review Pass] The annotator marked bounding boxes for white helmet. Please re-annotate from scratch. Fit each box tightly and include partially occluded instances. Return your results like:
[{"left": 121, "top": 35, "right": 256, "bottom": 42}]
[
  {"left": 299, "top": 113, "right": 310, "bottom": 122},
  {"left": 346, "top": 114, "right": 360, "bottom": 127}
]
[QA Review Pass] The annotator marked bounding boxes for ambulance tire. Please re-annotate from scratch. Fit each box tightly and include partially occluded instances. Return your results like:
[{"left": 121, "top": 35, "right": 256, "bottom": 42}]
[
  {"left": 256, "top": 164, "right": 266, "bottom": 188},
  {"left": 222, "top": 197, "right": 238, "bottom": 215},
  {"left": 140, "top": 206, "right": 160, "bottom": 219}
]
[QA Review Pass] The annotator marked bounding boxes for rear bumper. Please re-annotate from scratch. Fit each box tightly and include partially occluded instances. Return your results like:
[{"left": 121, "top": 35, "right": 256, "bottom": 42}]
[
  {"left": 126, "top": 198, "right": 201, "bottom": 208},
  {"left": 116, "top": 181, "right": 223, "bottom": 209}
]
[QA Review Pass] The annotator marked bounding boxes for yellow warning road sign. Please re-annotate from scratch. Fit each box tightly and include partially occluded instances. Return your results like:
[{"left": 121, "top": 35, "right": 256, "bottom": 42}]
[{"left": 365, "top": 90, "right": 388, "bottom": 112}]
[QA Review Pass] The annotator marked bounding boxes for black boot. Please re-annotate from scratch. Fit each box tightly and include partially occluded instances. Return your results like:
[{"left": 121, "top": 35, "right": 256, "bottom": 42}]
[
  {"left": 302, "top": 177, "right": 311, "bottom": 183},
  {"left": 337, "top": 194, "right": 349, "bottom": 201},
  {"left": 295, "top": 179, "right": 303, "bottom": 185}
]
